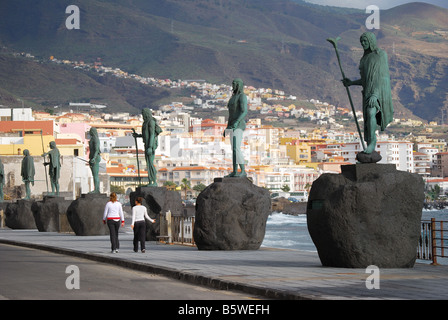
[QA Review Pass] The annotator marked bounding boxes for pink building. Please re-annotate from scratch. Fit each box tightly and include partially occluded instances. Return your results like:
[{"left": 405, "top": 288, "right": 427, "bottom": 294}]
[{"left": 58, "top": 122, "right": 90, "bottom": 143}]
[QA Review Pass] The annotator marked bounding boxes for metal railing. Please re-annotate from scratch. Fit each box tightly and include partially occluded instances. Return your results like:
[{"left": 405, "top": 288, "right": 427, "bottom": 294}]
[
  {"left": 418, "top": 218, "right": 448, "bottom": 265},
  {"left": 160, "top": 216, "right": 448, "bottom": 262},
  {"left": 172, "top": 216, "right": 195, "bottom": 246},
  {"left": 158, "top": 213, "right": 195, "bottom": 246}
]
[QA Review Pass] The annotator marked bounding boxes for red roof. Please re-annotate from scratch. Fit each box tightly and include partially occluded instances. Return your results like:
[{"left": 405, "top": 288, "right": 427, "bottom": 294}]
[
  {"left": 55, "top": 138, "right": 79, "bottom": 145},
  {"left": 0, "top": 121, "right": 53, "bottom": 136},
  {"left": 427, "top": 178, "right": 448, "bottom": 183},
  {"left": 173, "top": 166, "right": 207, "bottom": 171},
  {"left": 107, "top": 167, "right": 124, "bottom": 174}
]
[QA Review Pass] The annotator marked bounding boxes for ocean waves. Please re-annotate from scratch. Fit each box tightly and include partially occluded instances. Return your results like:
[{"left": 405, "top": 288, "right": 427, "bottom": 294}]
[{"left": 261, "top": 213, "right": 316, "bottom": 251}]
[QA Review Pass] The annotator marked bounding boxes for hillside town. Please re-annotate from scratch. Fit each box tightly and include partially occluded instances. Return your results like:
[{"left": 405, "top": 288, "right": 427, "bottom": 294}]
[
  {"left": 0, "top": 99, "right": 446, "bottom": 203},
  {"left": 0, "top": 53, "right": 447, "bottom": 203}
]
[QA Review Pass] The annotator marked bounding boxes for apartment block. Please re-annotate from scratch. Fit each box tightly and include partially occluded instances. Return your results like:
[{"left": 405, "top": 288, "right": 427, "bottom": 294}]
[{"left": 432, "top": 152, "right": 448, "bottom": 177}]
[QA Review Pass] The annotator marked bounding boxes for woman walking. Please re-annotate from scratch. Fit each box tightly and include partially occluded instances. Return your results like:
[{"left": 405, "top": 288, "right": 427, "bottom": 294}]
[
  {"left": 131, "top": 197, "right": 155, "bottom": 253},
  {"left": 103, "top": 192, "right": 124, "bottom": 253}
]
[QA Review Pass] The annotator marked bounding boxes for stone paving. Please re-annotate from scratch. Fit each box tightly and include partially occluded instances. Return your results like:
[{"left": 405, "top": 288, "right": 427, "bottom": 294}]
[{"left": 1, "top": 228, "right": 447, "bottom": 300}]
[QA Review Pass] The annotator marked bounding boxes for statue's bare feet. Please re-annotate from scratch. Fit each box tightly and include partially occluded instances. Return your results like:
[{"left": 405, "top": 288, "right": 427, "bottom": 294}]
[
  {"left": 224, "top": 172, "right": 236, "bottom": 178},
  {"left": 235, "top": 172, "right": 247, "bottom": 177}
]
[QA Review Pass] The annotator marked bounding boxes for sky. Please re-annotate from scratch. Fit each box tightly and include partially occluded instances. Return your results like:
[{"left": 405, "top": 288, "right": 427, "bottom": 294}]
[{"left": 303, "top": 0, "right": 448, "bottom": 9}]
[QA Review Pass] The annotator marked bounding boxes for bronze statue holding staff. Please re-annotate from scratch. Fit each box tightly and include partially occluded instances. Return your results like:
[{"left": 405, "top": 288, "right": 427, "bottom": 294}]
[
  {"left": 42, "top": 141, "right": 61, "bottom": 196},
  {"left": 330, "top": 32, "right": 394, "bottom": 163},
  {"left": 343, "top": 32, "right": 394, "bottom": 155},
  {"left": 132, "top": 108, "right": 162, "bottom": 186}
]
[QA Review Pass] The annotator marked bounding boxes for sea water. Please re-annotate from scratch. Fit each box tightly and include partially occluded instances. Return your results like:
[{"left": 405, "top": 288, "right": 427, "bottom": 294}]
[
  {"left": 262, "top": 213, "right": 316, "bottom": 251},
  {"left": 262, "top": 209, "right": 448, "bottom": 258}
]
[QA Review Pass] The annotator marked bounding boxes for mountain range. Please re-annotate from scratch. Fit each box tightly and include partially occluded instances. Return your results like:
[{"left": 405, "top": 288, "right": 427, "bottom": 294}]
[{"left": 0, "top": 0, "right": 447, "bottom": 122}]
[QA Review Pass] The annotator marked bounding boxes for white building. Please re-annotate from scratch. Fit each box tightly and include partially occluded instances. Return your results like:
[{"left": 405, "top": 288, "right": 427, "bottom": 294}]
[
  {"left": 341, "top": 140, "right": 414, "bottom": 172},
  {"left": 340, "top": 142, "right": 362, "bottom": 163},
  {"left": 264, "top": 171, "right": 293, "bottom": 192},
  {"left": 418, "top": 146, "right": 439, "bottom": 171},
  {"left": 0, "top": 108, "right": 34, "bottom": 121},
  {"left": 262, "top": 166, "right": 319, "bottom": 193},
  {"left": 426, "top": 178, "right": 448, "bottom": 195},
  {"left": 413, "top": 151, "right": 431, "bottom": 176},
  {"left": 377, "top": 141, "right": 414, "bottom": 172}
]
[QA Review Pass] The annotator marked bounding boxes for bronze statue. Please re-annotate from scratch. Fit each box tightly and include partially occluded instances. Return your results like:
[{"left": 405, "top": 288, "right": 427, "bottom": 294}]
[
  {"left": 88, "top": 127, "right": 101, "bottom": 193},
  {"left": 342, "top": 32, "right": 394, "bottom": 159},
  {"left": 21, "top": 149, "right": 35, "bottom": 200},
  {"left": 43, "top": 141, "right": 61, "bottom": 196},
  {"left": 223, "top": 78, "right": 248, "bottom": 177},
  {"left": 132, "top": 108, "right": 162, "bottom": 186}
]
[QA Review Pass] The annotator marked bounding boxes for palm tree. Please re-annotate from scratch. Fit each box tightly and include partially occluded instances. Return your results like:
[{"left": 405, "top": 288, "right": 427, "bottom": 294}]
[
  {"left": 304, "top": 183, "right": 312, "bottom": 193},
  {"left": 163, "top": 181, "right": 177, "bottom": 191},
  {"left": 180, "top": 178, "right": 191, "bottom": 200},
  {"left": 193, "top": 183, "right": 207, "bottom": 196}
]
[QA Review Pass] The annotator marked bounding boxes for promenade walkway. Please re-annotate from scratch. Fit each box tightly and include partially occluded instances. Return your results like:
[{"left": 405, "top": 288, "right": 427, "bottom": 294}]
[{"left": 1, "top": 228, "right": 447, "bottom": 300}]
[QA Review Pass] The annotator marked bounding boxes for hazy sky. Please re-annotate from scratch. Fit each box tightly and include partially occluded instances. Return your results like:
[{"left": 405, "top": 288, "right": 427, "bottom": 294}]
[{"left": 303, "top": 0, "right": 448, "bottom": 9}]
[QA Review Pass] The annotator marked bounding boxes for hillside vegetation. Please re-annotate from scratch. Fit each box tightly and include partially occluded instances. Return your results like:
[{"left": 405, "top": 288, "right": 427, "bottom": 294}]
[{"left": 0, "top": 0, "right": 446, "bottom": 120}]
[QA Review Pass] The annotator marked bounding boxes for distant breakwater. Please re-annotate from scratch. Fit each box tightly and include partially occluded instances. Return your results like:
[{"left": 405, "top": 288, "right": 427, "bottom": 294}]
[{"left": 271, "top": 197, "right": 307, "bottom": 216}]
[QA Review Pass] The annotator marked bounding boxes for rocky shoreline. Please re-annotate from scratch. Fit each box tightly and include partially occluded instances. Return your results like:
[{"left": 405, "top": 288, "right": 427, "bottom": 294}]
[{"left": 271, "top": 197, "right": 307, "bottom": 216}]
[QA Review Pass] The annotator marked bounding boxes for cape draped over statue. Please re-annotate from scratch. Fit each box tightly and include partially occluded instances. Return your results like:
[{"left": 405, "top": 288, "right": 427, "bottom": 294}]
[
  {"left": 359, "top": 35, "right": 394, "bottom": 139},
  {"left": 21, "top": 150, "right": 35, "bottom": 182},
  {"left": 48, "top": 147, "right": 61, "bottom": 180}
]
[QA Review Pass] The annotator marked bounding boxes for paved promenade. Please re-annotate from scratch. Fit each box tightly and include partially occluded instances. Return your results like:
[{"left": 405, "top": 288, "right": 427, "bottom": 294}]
[{"left": 1, "top": 228, "right": 447, "bottom": 300}]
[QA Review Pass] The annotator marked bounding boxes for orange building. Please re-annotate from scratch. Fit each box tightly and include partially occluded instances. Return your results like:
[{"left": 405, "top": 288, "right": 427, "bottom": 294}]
[
  {"left": 0, "top": 120, "right": 54, "bottom": 136},
  {"left": 0, "top": 121, "right": 55, "bottom": 156}
]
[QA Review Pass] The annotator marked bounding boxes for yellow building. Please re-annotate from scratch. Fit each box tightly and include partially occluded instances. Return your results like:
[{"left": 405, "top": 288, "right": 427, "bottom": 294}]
[
  {"left": 55, "top": 138, "right": 85, "bottom": 157},
  {"left": 0, "top": 134, "right": 55, "bottom": 156},
  {"left": 285, "top": 143, "right": 311, "bottom": 164},
  {"left": 0, "top": 120, "right": 56, "bottom": 156},
  {"left": 279, "top": 138, "right": 311, "bottom": 164}
]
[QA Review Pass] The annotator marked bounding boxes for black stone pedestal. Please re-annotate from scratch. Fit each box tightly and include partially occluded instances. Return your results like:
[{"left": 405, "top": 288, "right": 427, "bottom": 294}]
[
  {"left": 193, "top": 177, "right": 271, "bottom": 250},
  {"left": 306, "top": 163, "right": 425, "bottom": 268},
  {"left": 130, "top": 187, "right": 182, "bottom": 241},
  {"left": 32, "top": 196, "right": 72, "bottom": 232},
  {"left": 5, "top": 199, "right": 36, "bottom": 229},
  {"left": 67, "top": 193, "right": 109, "bottom": 236}
]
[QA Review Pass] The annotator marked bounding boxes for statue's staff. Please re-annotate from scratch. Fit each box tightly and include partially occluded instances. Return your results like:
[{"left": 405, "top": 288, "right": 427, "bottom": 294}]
[
  {"left": 131, "top": 128, "right": 142, "bottom": 186},
  {"left": 327, "top": 37, "right": 366, "bottom": 150},
  {"left": 40, "top": 130, "right": 49, "bottom": 193},
  {"left": 76, "top": 157, "right": 106, "bottom": 169}
]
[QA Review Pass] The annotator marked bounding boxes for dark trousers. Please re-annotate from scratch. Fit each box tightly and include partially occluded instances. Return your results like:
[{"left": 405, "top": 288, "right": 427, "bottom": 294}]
[
  {"left": 133, "top": 221, "right": 146, "bottom": 251},
  {"left": 107, "top": 220, "right": 120, "bottom": 251}
]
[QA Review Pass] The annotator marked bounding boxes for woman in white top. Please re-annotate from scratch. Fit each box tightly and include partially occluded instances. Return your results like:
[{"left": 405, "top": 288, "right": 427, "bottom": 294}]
[
  {"left": 131, "top": 197, "right": 155, "bottom": 253},
  {"left": 103, "top": 192, "right": 124, "bottom": 253}
]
